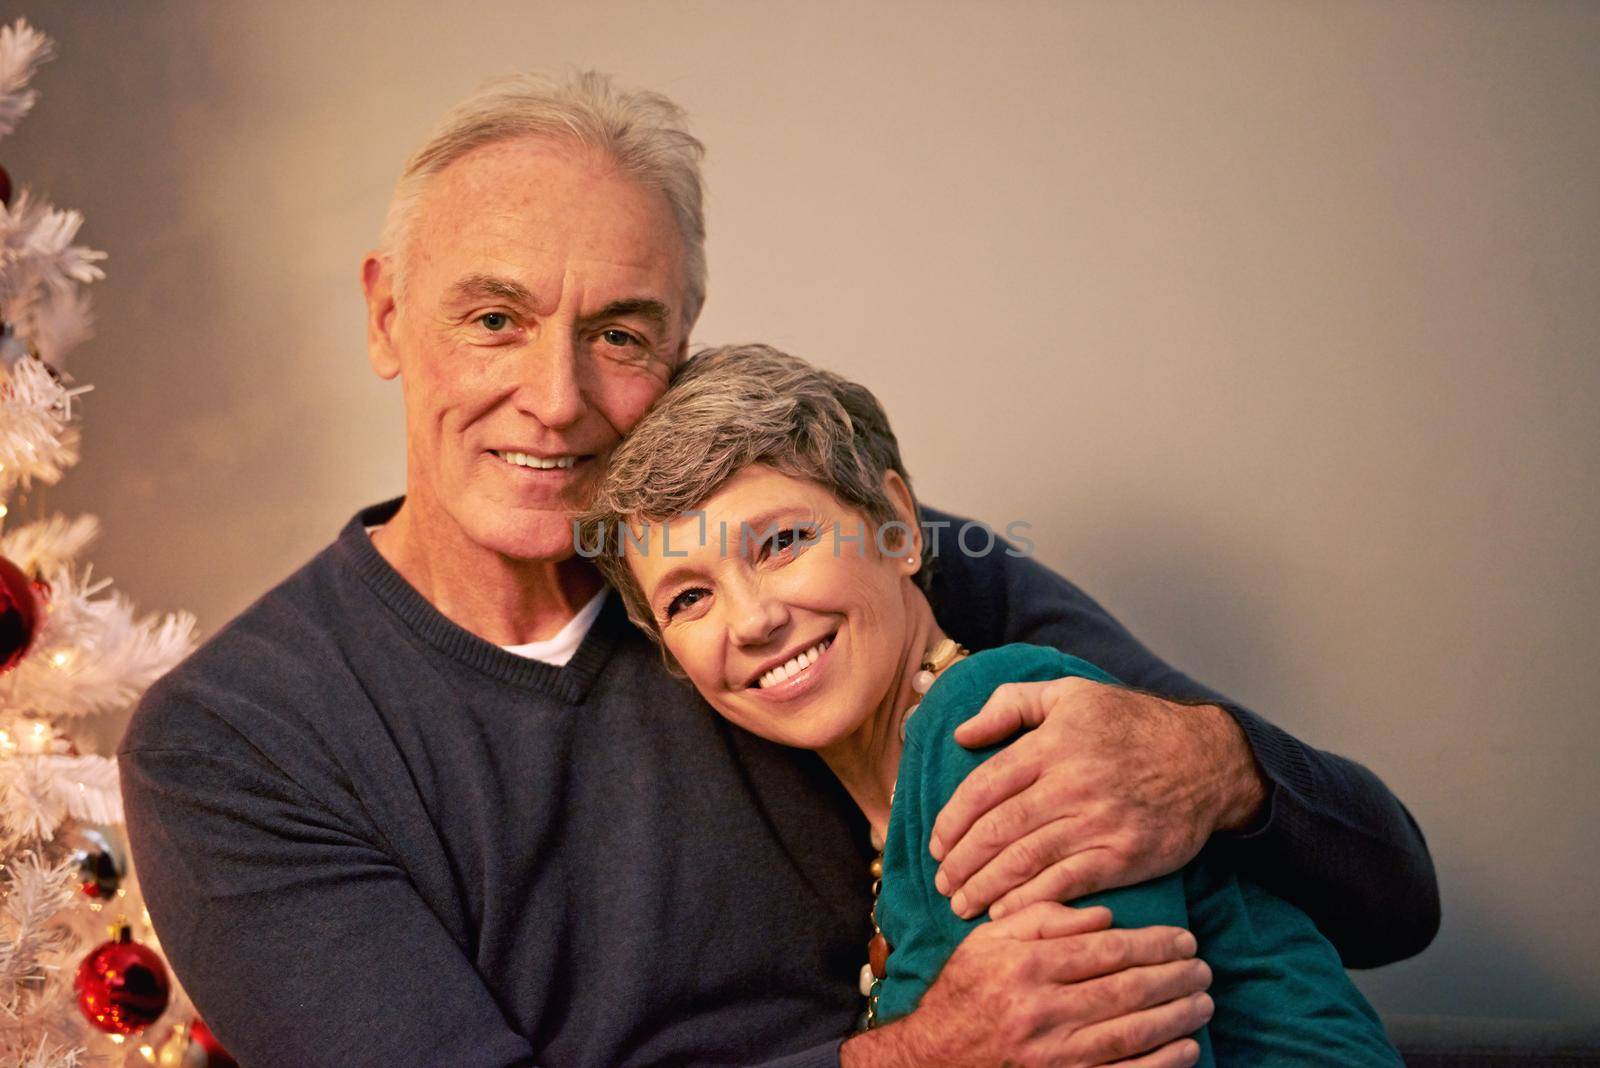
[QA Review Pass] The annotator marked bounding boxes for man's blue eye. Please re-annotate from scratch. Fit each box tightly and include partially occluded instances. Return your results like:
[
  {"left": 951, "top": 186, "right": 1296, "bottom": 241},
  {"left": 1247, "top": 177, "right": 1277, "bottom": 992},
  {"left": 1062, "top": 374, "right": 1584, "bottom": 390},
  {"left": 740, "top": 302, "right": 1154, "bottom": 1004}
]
[
  {"left": 480, "top": 312, "right": 511, "bottom": 331},
  {"left": 601, "top": 329, "right": 636, "bottom": 347}
]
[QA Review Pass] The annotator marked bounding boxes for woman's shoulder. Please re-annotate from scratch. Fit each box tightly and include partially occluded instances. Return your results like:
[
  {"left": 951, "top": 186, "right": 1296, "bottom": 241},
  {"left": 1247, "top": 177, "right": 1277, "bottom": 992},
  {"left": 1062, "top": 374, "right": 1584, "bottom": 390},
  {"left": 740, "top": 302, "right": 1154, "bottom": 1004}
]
[
  {"left": 904, "top": 643, "right": 1121, "bottom": 751},
  {"left": 948, "top": 643, "right": 1120, "bottom": 689}
]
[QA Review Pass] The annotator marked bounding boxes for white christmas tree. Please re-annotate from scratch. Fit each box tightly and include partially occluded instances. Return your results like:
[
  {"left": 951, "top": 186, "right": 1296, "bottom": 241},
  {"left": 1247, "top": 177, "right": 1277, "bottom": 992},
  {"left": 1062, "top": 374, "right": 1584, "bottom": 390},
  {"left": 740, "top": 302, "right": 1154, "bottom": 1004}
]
[{"left": 0, "top": 19, "right": 218, "bottom": 1068}]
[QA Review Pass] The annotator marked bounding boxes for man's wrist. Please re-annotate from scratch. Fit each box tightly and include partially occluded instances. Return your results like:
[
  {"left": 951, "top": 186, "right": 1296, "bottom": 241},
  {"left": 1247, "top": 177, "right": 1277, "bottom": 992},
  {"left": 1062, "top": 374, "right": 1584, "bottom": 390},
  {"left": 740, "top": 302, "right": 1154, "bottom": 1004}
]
[
  {"left": 1199, "top": 703, "right": 1268, "bottom": 833},
  {"left": 840, "top": 1027, "right": 904, "bottom": 1068}
]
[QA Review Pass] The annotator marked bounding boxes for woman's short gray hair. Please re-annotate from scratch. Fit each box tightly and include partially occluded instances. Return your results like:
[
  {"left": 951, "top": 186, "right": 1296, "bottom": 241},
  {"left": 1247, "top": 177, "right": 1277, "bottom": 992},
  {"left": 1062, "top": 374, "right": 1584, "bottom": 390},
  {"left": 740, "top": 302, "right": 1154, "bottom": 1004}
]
[
  {"left": 578, "top": 343, "right": 924, "bottom": 638},
  {"left": 380, "top": 70, "right": 707, "bottom": 325}
]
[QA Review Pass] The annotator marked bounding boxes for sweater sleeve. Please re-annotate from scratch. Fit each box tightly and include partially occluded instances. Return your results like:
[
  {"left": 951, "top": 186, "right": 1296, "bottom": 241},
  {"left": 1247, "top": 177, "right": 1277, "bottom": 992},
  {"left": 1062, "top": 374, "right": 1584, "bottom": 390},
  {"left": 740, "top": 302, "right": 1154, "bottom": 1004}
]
[
  {"left": 120, "top": 709, "right": 538, "bottom": 1068},
  {"left": 743, "top": 1040, "right": 845, "bottom": 1068},
  {"left": 919, "top": 506, "right": 1440, "bottom": 969}
]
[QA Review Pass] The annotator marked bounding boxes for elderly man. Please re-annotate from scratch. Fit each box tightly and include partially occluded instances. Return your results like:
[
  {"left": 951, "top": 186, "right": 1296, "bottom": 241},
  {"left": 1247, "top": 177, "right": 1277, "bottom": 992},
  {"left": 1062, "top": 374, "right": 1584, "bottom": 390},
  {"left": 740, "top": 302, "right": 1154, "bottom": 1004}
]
[{"left": 120, "top": 73, "right": 1436, "bottom": 1067}]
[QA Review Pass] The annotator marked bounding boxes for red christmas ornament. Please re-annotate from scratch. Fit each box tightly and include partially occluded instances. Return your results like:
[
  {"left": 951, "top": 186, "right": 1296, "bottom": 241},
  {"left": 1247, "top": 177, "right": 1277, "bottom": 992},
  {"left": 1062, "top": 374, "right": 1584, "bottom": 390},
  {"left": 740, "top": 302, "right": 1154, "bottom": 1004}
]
[
  {"left": 74, "top": 923, "right": 170, "bottom": 1035},
  {"left": 191, "top": 1017, "right": 239, "bottom": 1068},
  {"left": 0, "top": 554, "right": 43, "bottom": 674},
  {"left": 153, "top": 1017, "right": 239, "bottom": 1068},
  {"left": 0, "top": 162, "right": 12, "bottom": 207}
]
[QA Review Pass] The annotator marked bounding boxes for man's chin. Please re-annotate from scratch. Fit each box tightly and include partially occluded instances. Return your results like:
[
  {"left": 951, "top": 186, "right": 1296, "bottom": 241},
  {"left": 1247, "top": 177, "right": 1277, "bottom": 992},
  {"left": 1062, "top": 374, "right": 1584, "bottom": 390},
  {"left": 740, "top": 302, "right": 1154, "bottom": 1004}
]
[{"left": 467, "top": 509, "right": 587, "bottom": 564}]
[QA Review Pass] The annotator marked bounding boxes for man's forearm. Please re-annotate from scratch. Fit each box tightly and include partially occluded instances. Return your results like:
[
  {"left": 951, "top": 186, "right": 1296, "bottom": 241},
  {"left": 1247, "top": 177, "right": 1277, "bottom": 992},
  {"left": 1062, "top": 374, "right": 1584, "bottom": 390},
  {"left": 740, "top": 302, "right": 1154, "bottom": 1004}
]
[
  {"left": 1177, "top": 693, "right": 1440, "bottom": 966},
  {"left": 921, "top": 504, "right": 1440, "bottom": 967},
  {"left": 1214, "top": 703, "right": 1440, "bottom": 967}
]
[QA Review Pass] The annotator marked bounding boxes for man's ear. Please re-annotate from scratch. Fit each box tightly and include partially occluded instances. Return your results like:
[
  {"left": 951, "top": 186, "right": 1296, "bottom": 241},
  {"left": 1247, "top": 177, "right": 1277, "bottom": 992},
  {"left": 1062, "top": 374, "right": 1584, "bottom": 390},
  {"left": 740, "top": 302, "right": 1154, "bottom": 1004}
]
[
  {"left": 883, "top": 470, "right": 923, "bottom": 562},
  {"left": 361, "top": 252, "right": 401, "bottom": 380}
]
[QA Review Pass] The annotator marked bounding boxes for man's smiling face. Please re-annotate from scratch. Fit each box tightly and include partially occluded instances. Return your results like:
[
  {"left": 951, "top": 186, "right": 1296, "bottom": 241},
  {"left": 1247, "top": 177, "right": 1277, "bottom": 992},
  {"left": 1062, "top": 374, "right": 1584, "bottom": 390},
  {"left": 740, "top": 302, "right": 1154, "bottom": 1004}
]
[{"left": 365, "top": 136, "right": 690, "bottom": 562}]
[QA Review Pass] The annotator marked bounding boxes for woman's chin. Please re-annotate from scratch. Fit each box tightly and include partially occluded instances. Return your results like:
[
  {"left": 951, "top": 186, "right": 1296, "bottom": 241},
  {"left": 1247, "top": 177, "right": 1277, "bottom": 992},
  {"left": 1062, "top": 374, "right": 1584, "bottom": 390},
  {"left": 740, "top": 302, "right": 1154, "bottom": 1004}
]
[{"left": 727, "top": 705, "right": 861, "bottom": 754}]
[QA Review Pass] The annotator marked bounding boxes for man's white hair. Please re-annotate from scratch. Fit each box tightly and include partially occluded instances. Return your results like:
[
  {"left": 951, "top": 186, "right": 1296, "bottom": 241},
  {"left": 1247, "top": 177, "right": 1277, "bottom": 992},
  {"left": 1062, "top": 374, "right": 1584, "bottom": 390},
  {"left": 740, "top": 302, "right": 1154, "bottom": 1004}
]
[{"left": 379, "top": 70, "right": 708, "bottom": 325}]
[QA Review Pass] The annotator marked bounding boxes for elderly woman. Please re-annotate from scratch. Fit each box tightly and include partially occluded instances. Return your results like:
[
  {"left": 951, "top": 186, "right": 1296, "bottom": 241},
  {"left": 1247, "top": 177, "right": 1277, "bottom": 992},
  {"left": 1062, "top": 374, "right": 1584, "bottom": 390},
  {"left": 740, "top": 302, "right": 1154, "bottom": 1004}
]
[{"left": 578, "top": 344, "right": 1400, "bottom": 1065}]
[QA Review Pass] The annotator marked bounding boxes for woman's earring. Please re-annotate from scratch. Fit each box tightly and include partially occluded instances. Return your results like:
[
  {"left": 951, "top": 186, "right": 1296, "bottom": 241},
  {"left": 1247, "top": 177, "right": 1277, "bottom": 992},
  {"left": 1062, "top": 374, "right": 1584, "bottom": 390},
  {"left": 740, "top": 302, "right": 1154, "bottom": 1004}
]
[{"left": 906, "top": 554, "right": 920, "bottom": 571}]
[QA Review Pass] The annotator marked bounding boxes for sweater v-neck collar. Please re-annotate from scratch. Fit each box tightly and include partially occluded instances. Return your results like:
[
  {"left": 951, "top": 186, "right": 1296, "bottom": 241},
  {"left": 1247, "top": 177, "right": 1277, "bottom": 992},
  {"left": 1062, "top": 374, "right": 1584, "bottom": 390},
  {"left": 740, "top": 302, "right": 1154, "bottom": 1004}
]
[{"left": 336, "top": 499, "right": 625, "bottom": 703}]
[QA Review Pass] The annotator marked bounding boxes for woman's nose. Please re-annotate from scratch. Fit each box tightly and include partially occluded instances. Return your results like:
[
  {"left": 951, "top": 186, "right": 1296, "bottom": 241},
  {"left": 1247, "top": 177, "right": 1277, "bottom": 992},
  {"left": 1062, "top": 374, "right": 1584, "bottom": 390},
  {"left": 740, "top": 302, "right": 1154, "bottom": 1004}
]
[{"left": 725, "top": 577, "right": 788, "bottom": 647}]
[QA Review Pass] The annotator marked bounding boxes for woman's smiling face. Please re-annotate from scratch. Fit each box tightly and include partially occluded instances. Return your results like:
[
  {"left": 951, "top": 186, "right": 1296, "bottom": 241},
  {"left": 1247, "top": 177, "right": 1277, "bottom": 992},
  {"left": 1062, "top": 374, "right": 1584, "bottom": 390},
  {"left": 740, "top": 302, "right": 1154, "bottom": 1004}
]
[{"left": 625, "top": 464, "right": 923, "bottom": 753}]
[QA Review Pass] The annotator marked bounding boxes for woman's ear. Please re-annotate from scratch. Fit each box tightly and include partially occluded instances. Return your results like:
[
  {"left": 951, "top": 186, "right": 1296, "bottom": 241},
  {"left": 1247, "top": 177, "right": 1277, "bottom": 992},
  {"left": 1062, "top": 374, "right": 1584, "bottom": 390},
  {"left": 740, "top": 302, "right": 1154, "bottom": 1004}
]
[{"left": 882, "top": 470, "right": 923, "bottom": 565}]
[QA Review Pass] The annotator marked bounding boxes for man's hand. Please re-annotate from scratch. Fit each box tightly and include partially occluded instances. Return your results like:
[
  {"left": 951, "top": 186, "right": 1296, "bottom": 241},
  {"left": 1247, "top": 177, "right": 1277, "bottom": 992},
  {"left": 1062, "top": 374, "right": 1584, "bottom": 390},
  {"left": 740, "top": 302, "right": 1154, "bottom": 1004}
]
[
  {"left": 929, "top": 678, "right": 1266, "bottom": 920},
  {"left": 840, "top": 902, "right": 1212, "bottom": 1068}
]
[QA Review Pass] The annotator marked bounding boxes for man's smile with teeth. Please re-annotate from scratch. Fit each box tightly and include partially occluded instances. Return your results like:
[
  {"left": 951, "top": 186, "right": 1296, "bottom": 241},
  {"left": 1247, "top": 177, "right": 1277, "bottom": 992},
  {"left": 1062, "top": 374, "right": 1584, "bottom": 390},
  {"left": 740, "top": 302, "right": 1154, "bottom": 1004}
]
[{"left": 494, "top": 450, "right": 580, "bottom": 470}]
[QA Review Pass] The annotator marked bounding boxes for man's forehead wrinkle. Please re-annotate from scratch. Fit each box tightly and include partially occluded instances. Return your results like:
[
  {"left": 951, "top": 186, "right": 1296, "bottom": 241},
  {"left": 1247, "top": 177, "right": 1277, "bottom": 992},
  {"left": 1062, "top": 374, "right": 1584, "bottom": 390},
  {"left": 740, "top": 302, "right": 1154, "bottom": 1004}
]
[
  {"left": 406, "top": 133, "right": 690, "bottom": 333},
  {"left": 449, "top": 273, "right": 536, "bottom": 306},
  {"left": 427, "top": 210, "right": 679, "bottom": 282},
  {"left": 431, "top": 152, "right": 656, "bottom": 242}
]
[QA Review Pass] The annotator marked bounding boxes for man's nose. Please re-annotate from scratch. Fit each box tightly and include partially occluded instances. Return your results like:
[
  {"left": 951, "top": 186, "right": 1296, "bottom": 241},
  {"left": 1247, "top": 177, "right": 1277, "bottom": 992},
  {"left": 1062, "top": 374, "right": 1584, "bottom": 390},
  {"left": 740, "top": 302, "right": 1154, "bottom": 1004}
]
[
  {"left": 511, "top": 328, "right": 585, "bottom": 430},
  {"left": 725, "top": 575, "right": 789, "bottom": 647}
]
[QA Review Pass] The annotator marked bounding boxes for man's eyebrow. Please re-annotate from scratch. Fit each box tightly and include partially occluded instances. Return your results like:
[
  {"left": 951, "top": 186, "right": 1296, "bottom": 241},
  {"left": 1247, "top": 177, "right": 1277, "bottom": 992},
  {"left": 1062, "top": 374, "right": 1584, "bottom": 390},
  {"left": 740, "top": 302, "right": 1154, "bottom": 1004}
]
[
  {"left": 580, "top": 298, "right": 672, "bottom": 329},
  {"left": 448, "top": 273, "right": 536, "bottom": 306}
]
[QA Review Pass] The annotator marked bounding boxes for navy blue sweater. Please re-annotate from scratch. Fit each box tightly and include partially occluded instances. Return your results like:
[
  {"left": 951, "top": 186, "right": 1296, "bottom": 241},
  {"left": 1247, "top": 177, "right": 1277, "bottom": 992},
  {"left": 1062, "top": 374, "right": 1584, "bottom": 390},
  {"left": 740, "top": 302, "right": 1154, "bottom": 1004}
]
[{"left": 118, "top": 501, "right": 1436, "bottom": 1067}]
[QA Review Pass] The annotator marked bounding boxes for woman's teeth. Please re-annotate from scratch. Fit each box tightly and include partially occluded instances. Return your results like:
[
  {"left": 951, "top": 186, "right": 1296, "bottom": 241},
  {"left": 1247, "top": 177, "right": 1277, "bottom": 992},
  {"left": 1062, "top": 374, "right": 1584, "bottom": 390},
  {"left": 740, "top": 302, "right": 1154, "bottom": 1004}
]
[
  {"left": 758, "top": 638, "right": 832, "bottom": 690},
  {"left": 498, "top": 451, "right": 578, "bottom": 470}
]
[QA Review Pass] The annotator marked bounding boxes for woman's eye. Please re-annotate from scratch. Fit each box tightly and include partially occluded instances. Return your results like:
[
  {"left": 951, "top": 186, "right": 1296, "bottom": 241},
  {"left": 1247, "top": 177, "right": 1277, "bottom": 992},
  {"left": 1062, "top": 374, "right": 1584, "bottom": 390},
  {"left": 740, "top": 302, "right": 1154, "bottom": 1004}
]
[
  {"left": 478, "top": 312, "right": 512, "bottom": 332},
  {"left": 665, "top": 587, "right": 709, "bottom": 620},
  {"left": 763, "top": 526, "right": 814, "bottom": 561},
  {"left": 600, "top": 328, "right": 638, "bottom": 348}
]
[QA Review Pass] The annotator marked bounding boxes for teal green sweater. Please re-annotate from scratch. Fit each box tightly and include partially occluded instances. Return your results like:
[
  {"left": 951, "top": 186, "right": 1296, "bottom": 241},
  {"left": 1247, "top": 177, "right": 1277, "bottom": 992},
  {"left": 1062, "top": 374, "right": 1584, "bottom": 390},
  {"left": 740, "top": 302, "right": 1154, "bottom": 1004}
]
[{"left": 875, "top": 645, "right": 1400, "bottom": 1064}]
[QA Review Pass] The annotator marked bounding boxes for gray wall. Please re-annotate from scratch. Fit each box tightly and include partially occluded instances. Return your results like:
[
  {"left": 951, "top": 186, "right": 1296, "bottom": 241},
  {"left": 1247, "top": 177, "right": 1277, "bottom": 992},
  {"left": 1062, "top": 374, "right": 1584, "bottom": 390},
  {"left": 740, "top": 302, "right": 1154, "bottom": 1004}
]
[{"left": 9, "top": 0, "right": 1598, "bottom": 1021}]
